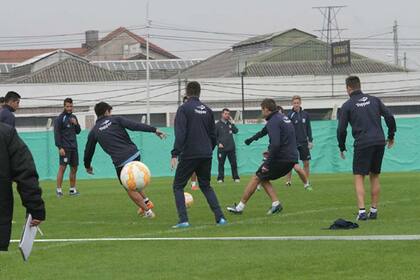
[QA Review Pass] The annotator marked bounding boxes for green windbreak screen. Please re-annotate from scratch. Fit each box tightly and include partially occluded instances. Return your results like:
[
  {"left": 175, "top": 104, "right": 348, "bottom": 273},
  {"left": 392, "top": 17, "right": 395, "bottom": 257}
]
[{"left": 19, "top": 117, "right": 420, "bottom": 180}]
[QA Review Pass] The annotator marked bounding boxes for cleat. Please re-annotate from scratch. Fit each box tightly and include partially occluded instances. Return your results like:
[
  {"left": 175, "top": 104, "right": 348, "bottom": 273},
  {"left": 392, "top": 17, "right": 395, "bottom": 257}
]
[
  {"left": 226, "top": 203, "right": 243, "bottom": 214},
  {"left": 172, "top": 222, "right": 190, "bottom": 229},
  {"left": 217, "top": 180, "right": 224, "bottom": 184},
  {"left": 69, "top": 190, "right": 80, "bottom": 196},
  {"left": 356, "top": 212, "right": 368, "bottom": 221},
  {"left": 256, "top": 184, "right": 262, "bottom": 191},
  {"left": 217, "top": 218, "right": 228, "bottom": 226},
  {"left": 137, "top": 200, "right": 155, "bottom": 216},
  {"left": 234, "top": 179, "right": 240, "bottom": 183},
  {"left": 143, "top": 210, "right": 156, "bottom": 219},
  {"left": 267, "top": 204, "right": 283, "bottom": 215},
  {"left": 56, "top": 190, "right": 63, "bottom": 198},
  {"left": 285, "top": 181, "right": 292, "bottom": 187},
  {"left": 368, "top": 212, "right": 377, "bottom": 220},
  {"left": 304, "top": 184, "right": 313, "bottom": 191}
]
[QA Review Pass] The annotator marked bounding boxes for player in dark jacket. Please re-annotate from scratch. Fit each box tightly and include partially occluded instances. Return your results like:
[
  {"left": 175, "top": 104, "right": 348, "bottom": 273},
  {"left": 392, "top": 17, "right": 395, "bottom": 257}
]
[
  {"left": 227, "top": 99, "right": 298, "bottom": 215},
  {"left": 54, "top": 98, "right": 81, "bottom": 197},
  {"left": 215, "top": 108, "right": 240, "bottom": 183},
  {"left": 0, "top": 123, "right": 45, "bottom": 251},
  {"left": 170, "top": 81, "right": 226, "bottom": 228},
  {"left": 286, "top": 96, "right": 313, "bottom": 189},
  {"left": 0, "top": 91, "right": 21, "bottom": 128},
  {"left": 84, "top": 102, "right": 166, "bottom": 218},
  {"left": 244, "top": 106, "right": 309, "bottom": 190},
  {"left": 337, "top": 76, "right": 396, "bottom": 220}
]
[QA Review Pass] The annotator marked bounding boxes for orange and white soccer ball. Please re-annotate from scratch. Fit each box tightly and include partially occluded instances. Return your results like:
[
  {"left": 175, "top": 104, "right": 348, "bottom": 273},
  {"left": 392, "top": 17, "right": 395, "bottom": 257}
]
[
  {"left": 120, "top": 161, "right": 151, "bottom": 192},
  {"left": 184, "top": 192, "right": 194, "bottom": 208}
]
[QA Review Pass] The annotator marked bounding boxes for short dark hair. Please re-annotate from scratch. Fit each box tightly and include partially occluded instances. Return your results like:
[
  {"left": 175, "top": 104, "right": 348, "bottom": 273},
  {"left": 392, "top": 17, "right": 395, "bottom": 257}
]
[
  {"left": 346, "top": 76, "right": 361, "bottom": 90},
  {"left": 182, "top": 96, "right": 188, "bottom": 103},
  {"left": 261, "top": 98, "right": 277, "bottom": 112},
  {"left": 186, "top": 81, "right": 201, "bottom": 97},
  {"left": 4, "top": 91, "right": 21, "bottom": 103},
  {"left": 94, "top": 102, "right": 112, "bottom": 117},
  {"left": 222, "top": 108, "right": 230, "bottom": 113},
  {"left": 0, "top": 97, "right": 4, "bottom": 104},
  {"left": 64, "top": 97, "right": 73, "bottom": 106}
]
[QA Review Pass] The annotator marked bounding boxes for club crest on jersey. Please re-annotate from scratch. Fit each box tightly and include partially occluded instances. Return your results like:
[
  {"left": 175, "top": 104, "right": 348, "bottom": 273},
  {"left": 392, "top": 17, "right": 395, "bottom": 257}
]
[{"left": 194, "top": 105, "right": 207, "bottom": 115}]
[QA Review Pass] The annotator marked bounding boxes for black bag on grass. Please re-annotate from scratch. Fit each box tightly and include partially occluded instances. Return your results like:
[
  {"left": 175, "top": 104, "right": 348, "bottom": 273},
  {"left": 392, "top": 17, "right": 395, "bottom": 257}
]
[{"left": 329, "top": 219, "right": 359, "bottom": 230}]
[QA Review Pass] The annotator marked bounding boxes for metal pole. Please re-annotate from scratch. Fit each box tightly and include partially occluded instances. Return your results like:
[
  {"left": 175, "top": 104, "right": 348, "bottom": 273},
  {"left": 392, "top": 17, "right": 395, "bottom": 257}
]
[
  {"left": 146, "top": 2, "right": 151, "bottom": 125},
  {"left": 241, "top": 73, "right": 245, "bottom": 124},
  {"left": 177, "top": 75, "right": 181, "bottom": 106},
  {"left": 393, "top": 20, "right": 399, "bottom": 67}
]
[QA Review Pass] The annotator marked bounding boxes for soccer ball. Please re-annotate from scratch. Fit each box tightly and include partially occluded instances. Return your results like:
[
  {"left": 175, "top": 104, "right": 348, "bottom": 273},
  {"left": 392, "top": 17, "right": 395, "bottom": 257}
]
[
  {"left": 120, "top": 161, "right": 151, "bottom": 192},
  {"left": 184, "top": 192, "right": 194, "bottom": 208}
]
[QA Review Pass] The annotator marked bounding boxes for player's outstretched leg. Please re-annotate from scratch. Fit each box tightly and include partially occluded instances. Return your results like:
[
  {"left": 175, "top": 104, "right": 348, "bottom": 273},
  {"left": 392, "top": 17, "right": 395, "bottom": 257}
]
[{"left": 227, "top": 175, "right": 260, "bottom": 214}]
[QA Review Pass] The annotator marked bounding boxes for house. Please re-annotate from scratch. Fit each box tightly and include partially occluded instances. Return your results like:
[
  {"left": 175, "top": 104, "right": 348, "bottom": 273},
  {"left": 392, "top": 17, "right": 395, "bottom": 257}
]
[{"left": 0, "top": 27, "right": 178, "bottom": 63}]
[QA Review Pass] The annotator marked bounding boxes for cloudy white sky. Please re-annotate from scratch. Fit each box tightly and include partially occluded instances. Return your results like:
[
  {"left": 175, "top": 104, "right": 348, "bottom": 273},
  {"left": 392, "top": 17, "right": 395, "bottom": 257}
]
[{"left": 1, "top": 0, "right": 419, "bottom": 69}]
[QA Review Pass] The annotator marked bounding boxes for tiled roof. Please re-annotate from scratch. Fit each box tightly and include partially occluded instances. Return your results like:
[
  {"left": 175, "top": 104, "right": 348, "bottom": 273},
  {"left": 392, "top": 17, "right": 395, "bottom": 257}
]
[
  {"left": 84, "top": 27, "right": 178, "bottom": 59},
  {"left": 0, "top": 48, "right": 87, "bottom": 63},
  {"left": 6, "top": 58, "right": 130, "bottom": 83}
]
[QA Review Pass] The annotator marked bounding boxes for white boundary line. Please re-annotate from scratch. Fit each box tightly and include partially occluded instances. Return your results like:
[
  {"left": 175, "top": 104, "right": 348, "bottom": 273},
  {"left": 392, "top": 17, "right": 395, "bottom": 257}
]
[{"left": 10, "top": 235, "right": 420, "bottom": 243}]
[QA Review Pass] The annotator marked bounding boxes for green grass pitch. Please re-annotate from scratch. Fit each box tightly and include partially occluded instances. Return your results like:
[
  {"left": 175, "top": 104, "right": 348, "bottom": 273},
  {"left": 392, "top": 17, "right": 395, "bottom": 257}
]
[{"left": 1, "top": 172, "right": 419, "bottom": 279}]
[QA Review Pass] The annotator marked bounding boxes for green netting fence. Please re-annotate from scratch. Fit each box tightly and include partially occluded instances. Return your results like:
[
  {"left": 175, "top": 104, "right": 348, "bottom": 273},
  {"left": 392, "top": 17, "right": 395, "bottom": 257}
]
[{"left": 19, "top": 117, "right": 420, "bottom": 181}]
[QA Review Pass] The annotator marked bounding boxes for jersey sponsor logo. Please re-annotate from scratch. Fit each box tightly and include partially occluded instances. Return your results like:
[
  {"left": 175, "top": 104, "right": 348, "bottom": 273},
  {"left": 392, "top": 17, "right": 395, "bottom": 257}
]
[
  {"left": 302, "top": 118, "right": 306, "bottom": 123},
  {"left": 283, "top": 116, "right": 291, "bottom": 124},
  {"left": 194, "top": 105, "right": 207, "bottom": 115},
  {"left": 99, "top": 119, "right": 112, "bottom": 131},
  {"left": 356, "top": 96, "right": 371, "bottom": 107}
]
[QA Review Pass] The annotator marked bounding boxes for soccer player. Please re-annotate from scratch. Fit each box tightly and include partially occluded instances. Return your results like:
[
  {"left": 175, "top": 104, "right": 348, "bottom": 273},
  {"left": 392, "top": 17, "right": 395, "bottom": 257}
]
[
  {"left": 227, "top": 99, "right": 298, "bottom": 215},
  {"left": 0, "top": 91, "right": 21, "bottom": 128},
  {"left": 286, "top": 96, "right": 313, "bottom": 189},
  {"left": 54, "top": 98, "right": 81, "bottom": 197},
  {"left": 182, "top": 95, "right": 199, "bottom": 191},
  {"left": 84, "top": 102, "right": 166, "bottom": 218},
  {"left": 170, "top": 81, "right": 227, "bottom": 228},
  {"left": 215, "top": 108, "right": 240, "bottom": 183},
  {"left": 337, "top": 76, "right": 396, "bottom": 220},
  {"left": 0, "top": 123, "right": 45, "bottom": 251}
]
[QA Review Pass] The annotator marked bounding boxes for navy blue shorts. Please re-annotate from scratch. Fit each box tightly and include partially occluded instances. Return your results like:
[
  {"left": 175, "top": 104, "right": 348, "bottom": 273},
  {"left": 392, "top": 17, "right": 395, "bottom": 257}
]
[
  {"left": 59, "top": 149, "right": 78, "bottom": 167},
  {"left": 353, "top": 145, "right": 385, "bottom": 175},
  {"left": 256, "top": 161, "right": 295, "bottom": 181},
  {"left": 297, "top": 144, "right": 311, "bottom": 161}
]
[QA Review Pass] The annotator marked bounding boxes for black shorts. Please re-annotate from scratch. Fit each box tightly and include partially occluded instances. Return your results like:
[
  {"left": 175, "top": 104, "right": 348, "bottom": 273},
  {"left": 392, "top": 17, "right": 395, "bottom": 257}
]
[
  {"left": 116, "top": 156, "right": 141, "bottom": 185},
  {"left": 256, "top": 161, "right": 295, "bottom": 181},
  {"left": 353, "top": 145, "right": 385, "bottom": 175},
  {"left": 297, "top": 144, "right": 311, "bottom": 161},
  {"left": 59, "top": 149, "right": 79, "bottom": 167}
]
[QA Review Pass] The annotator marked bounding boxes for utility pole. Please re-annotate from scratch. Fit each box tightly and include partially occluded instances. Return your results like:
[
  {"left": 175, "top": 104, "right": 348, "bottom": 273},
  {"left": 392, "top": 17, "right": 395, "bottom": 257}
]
[
  {"left": 146, "top": 2, "right": 151, "bottom": 125},
  {"left": 403, "top": 52, "right": 407, "bottom": 71},
  {"left": 313, "top": 6, "right": 346, "bottom": 97},
  {"left": 393, "top": 20, "right": 399, "bottom": 67}
]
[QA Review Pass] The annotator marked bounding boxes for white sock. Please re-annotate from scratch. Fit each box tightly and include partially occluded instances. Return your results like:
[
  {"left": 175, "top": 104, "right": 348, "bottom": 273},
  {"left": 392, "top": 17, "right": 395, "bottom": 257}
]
[
  {"left": 272, "top": 201, "right": 280, "bottom": 207},
  {"left": 57, "top": 187, "right": 62, "bottom": 192},
  {"left": 359, "top": 208, "right": 366, "bottom": 214},
  {"left": 143, "top": 197, "right": 149, "bottom": 203},
  {"left": 370, "top": 207, "right": 377, "bottom": 213},
  {"left": 236, "top": 201, "right": 246, "bottom": 211},
  {"left": 304, "top": 181, "right": 310, "bottom": 187},
  {"left": 192, "top": 181, "right": 197, "bottom": 187}
]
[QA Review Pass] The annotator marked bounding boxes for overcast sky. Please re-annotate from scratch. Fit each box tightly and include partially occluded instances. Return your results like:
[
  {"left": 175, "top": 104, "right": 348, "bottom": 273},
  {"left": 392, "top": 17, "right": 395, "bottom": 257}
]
[{"left": 1, "top": 0, "right": 420, "bottom": 69}]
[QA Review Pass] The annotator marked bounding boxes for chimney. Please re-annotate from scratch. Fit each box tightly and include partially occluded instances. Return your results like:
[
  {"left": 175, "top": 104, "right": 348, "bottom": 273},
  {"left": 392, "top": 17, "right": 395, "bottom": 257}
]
[{"left": 83, "top": 30, "right": 99, "bottom": 49}]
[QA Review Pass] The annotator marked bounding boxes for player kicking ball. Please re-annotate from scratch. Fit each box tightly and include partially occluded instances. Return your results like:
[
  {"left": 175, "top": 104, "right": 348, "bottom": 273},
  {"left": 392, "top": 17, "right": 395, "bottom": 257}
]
[
  {"left": 227, "top": 99, "right": 298, "bottom": 215},
  {"left": 84, "top": 102, "right": 166, "bottom": 218}
]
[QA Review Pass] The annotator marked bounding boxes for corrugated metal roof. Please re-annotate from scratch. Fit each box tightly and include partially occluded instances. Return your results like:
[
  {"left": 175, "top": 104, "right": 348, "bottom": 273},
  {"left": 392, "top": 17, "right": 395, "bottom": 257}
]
[{"left": 7, "top": 58, "right": 130, "bottom": 83}]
